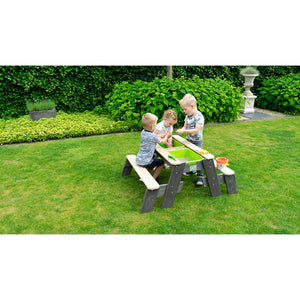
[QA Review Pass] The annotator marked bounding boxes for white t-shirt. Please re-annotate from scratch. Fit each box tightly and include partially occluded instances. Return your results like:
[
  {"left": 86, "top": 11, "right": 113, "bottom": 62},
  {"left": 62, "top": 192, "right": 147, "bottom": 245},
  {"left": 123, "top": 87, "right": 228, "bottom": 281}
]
[{"left": 155, "top": 120, "right": 173, "bottom": 136}]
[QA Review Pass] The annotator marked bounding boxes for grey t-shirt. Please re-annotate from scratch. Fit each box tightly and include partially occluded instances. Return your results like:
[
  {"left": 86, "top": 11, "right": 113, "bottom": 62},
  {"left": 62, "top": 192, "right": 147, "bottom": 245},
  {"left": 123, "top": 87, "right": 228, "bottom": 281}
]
[
  {"left": 185, "top": 110, "right": 204, "bottom": 142},
  {"left": 136, "top": 130, "right": 161, "bottom": 166}
]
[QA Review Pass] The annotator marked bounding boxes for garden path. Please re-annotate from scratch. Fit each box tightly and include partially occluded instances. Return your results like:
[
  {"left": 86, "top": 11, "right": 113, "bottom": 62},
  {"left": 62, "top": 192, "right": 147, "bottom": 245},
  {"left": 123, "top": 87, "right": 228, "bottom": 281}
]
[{"left": 239, "top": 107, "right": 292, "bottom": 121}]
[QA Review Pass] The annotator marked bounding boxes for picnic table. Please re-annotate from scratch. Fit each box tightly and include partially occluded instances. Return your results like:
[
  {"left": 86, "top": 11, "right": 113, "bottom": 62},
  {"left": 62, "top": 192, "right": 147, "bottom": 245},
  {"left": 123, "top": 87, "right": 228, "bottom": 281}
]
[{"left": 122, "top": 135, "right": 238, "bottom": 213}]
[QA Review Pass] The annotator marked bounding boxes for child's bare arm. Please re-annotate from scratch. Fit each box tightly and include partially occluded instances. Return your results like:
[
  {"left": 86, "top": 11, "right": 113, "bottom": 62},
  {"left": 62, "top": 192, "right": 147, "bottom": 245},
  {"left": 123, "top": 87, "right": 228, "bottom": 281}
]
[
  {"left": 160, "top": 134, "right": 168, "bottom": 145},
  {"left": 166, "top": 137, "right": 173, "bottom": 148},
  {"left": 156, "top": 129, "right": 167, "bottom": 138},
  {"left": 185, "top": 123, "right": 202, "bottom": 134},
  {"left": 177, "top": 123, "right": 201, "bottom": 135},
  {"left": 176, "top": 123, "right": 187, "bottom": 135}
]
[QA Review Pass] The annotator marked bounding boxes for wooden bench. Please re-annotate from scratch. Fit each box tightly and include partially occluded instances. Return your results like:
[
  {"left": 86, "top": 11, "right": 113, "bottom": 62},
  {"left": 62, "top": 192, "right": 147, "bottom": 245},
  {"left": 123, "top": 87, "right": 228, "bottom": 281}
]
[
  {"left": 122, "top": 155, "right": 160, "bottom": 190},
  {"left": 122, "top": 155, "right": 182, "bottom": 213},
  {"left": 200, "top": 158, "right": 237, "bottom": 195},
  {"left": 172, "top": 135, "right": 238, "bottom": 196}
]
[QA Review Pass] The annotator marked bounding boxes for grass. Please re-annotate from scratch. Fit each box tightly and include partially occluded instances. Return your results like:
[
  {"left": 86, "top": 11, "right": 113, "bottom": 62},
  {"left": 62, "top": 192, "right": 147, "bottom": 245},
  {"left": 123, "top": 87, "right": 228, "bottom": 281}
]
[
  {"left": 26, "top": 99, "right": 56, "bottom": 111},
  {"left": 0, "top": 117, "right": 299, "bottom": 234}
]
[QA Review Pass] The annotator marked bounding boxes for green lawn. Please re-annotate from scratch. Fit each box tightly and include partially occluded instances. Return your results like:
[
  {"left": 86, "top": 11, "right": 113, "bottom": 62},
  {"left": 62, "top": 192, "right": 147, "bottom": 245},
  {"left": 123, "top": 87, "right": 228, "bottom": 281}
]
[{"left": 0, "top": 117, "right": 299, "bottom": 234}]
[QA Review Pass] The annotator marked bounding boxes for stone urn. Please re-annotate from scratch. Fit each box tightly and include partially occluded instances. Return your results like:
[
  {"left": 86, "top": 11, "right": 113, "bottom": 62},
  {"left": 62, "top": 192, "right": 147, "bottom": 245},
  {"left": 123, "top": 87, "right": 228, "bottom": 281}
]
[{"left": 241, "top": 73, "right": 259, "bottom": 113}]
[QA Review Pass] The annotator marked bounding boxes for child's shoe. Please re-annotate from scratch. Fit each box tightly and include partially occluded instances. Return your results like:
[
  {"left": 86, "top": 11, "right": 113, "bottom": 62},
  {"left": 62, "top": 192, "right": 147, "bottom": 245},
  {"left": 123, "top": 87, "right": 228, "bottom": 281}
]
[{"left": 196, "top": 177, "right": 203, "bottom": 186}]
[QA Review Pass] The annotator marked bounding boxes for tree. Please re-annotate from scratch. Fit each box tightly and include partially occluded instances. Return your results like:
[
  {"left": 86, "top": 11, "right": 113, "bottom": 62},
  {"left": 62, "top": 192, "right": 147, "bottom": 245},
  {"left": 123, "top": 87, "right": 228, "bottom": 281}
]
[{"left": 167, "top": 66, "right": 173, "bottom": 79}]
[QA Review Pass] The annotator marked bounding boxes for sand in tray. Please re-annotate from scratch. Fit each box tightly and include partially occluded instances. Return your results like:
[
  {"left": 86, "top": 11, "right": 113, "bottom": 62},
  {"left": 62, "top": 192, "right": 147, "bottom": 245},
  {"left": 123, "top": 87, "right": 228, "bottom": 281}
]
[{"left": 175, "top": 157, "right": 192, "bottom": 163}]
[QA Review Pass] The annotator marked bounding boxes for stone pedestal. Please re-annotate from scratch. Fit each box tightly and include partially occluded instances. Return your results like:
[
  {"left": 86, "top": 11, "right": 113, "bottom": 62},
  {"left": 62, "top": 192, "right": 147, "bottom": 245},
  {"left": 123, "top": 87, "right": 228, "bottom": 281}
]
[{"left": 242, "top": 94, "right": 257, "bottom": 113}]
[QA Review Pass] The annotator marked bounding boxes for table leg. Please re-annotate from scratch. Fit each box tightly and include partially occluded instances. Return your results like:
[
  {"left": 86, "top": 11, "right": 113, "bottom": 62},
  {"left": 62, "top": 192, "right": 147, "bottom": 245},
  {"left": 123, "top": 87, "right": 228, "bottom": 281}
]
[
  {"left": 141, "top": 189, "right": 159, "bottom": 213},
  {"left": 202, "top": 159, "right": 222, "bottom": 197},
  {"left": 224, "top": 174, "right": 238, "bottom": 194},
  {"left": 161, "top": 163, "right": 185, "bottom": 209}
]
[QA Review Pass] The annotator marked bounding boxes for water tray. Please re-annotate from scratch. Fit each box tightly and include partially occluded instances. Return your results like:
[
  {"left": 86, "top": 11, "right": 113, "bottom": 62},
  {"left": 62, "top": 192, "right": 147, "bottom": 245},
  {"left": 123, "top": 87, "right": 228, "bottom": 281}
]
[
  {"left": 159, "top": 139, "right": 184, "bottom": 149},
  {"left": 168, "top": 148, "right": 203, "bottom": 165}
]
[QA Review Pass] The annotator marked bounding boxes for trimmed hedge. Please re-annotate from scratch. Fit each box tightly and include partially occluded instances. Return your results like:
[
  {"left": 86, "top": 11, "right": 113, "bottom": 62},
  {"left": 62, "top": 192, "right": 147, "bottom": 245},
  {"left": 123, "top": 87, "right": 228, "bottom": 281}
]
[
  {"left": 0, "top": 66, "right": 166, "bottom": 119},
  {"left": 256, "top": 74, "right": 300, "bottom": 115},
  {"left": 1, "top": 66, "right": 299, "bottom": 119},
  {"left": 106, "top": 76, "right": 243, "bottom": 128},
  {"left": 0, "top": 66, "right": 105, "bottom": 118},
  {"left": 0, "top": 112, "right": 131, "bottom": 145}
]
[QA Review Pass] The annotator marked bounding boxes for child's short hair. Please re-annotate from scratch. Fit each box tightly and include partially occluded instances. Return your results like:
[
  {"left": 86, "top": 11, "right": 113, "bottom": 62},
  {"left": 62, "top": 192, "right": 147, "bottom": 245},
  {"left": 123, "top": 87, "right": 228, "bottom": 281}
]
[
  {"left": 179, "top": 94, "right": 197, "bottom": 107},
  {"left": 142, "top": 113, "right": 158, "bottom": 130},
  {"left": 163, "top": 109, "right": 177, "bottom": 123}
]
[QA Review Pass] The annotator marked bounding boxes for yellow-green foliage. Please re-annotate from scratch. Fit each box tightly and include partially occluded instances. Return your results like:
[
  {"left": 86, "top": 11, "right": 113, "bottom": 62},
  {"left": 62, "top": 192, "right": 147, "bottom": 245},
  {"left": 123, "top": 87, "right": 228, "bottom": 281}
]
[{"left": 0, "top": 112, "right": 130, "bottom": 145}]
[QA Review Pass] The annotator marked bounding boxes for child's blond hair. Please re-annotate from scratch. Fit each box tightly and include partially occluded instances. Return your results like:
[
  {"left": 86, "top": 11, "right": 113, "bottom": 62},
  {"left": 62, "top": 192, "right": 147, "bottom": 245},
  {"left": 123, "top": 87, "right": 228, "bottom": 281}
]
[
  {"left": 179, "top": 94, "right": 197, "bottom": 107},
  {"left": 141, "top": 113, "right": 158, "bottom": 130},
  {"left": 163, "top": 109, "right": 177, "bottom": 123}
]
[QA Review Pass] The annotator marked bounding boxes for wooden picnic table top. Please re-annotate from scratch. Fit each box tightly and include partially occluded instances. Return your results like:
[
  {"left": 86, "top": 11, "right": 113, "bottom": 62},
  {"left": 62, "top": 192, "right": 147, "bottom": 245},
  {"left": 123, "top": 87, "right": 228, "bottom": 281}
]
[{"left": 156, "top": 135, "right": 235, "bottom": 175}]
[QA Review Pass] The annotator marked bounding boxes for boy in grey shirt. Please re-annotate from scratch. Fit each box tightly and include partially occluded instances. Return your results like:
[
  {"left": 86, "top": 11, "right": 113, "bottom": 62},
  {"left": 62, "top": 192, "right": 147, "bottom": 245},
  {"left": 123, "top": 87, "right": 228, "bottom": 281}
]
[
  {"left": 176, "top": 94, "right": 205, "bottom": 186},
  {"left": 136, "top": 113, "right": 168, "bottom": 183}
]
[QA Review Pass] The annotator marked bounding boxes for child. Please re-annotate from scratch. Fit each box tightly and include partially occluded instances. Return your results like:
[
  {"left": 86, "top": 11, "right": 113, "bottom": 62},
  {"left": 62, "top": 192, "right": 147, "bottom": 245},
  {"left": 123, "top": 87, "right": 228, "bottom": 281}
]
[
  {"left": 176, "top": 94, "right": 205, "bottom": 186},
  {"left": 156, "top": 109, "right": 177, "bottom": 148},
  {"left": 136, "top": 113, "right": 168, "bottom": 183}
]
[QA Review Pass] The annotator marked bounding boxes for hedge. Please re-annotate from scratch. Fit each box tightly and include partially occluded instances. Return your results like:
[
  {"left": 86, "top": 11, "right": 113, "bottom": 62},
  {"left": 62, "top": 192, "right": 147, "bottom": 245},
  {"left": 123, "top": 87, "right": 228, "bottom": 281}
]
[
  {"left": 256, "top": 73, "right": 300, "bottom": 115},
  {"left": 0, "top": 66, "right": 167, "bottom": 119},
  {"left": 0, "top": 66, "right": 105, "bottom": 118},
  {"left": 105, "top": 76, "right": 243, "bottom": 128},
  {"left": 1, "top": 66, "right": 299, "bottom": 119}
]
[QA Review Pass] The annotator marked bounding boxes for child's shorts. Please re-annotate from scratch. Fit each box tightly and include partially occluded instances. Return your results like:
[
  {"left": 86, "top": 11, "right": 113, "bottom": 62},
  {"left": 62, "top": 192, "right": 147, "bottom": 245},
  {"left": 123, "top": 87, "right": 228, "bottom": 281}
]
[
  {"left": 187, "top": 139, "right": 203, "bottom": 148},
  {"left": 139, "top": 158, "right": 164, "bottom": 169}
]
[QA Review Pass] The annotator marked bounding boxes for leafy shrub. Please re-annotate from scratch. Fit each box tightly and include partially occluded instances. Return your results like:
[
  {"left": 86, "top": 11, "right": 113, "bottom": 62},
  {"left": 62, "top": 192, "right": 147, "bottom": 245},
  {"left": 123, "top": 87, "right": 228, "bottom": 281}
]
[
  {"left": 26, "top": 99, "right": 56, "bottom": 111},
  {"left": 256, "top": 74, "right": 300, "bottom": 115},
  {"left": 0, "top": 112, "right": 132, "bottom": 145},
  {"left": 1, "top": 66, "right": 299, "bottom": 119},
  {"left": 105, "top": 76, "right": 243, "bottom": 128},
  {"left": 0, "top": 66, "right": 166, "bottom": 119},
  {"left": 250, "top": 66, "right": 300, "bottom": 95},
  {"left": 93, "top": 105, "right": 107, "bottom": 115},
  {"left": 0, "top": 66, "right": 105, "bottom": 118}
]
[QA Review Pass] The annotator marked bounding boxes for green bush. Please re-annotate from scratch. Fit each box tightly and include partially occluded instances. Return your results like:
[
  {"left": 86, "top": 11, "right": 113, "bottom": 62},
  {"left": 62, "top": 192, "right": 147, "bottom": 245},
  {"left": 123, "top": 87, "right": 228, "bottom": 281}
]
[
  {"left": 1, "top": 66, "right": 299, "bottom": 119},
  {"left": 0, "top": 66, "right": 166, "bottom": 119},
  {"left": 0, "top": 112, "right": 131, "bottom": 145},
  {"left": 106, "top": 76, "right": 243, "bottom": 128},
  {"left": 256, "top": 74, "right": 300, "bottom": 115},
  {"left": 0, "top": 66, "right": 105, "bottom": 118}
]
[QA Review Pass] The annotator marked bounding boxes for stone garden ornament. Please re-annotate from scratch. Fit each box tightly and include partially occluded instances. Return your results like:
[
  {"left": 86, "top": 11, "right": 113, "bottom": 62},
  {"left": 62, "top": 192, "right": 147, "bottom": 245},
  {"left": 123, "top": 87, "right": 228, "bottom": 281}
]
[{"left": 240, "top": 66, "right": 259, "bottom": 113}]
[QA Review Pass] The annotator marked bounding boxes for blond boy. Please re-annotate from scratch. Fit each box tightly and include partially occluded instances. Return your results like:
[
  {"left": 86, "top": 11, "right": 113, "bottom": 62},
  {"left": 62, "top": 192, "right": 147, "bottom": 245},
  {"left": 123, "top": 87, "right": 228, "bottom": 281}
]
[
  {"left": 156, "top": 109, "right": 177, "bottom": 148},
  {"left": 136, "top": 113, "right": 168, "bottom": 183},
  {"left": 176, "top": 94, "right": 205, "bottom": 185}
]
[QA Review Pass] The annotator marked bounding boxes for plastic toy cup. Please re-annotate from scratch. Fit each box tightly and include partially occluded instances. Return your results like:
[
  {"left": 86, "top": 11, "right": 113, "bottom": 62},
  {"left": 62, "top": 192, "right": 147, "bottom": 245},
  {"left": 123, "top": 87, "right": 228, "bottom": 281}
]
[{"left": 216, "top": 157, "right": 229, "bottom": 170}]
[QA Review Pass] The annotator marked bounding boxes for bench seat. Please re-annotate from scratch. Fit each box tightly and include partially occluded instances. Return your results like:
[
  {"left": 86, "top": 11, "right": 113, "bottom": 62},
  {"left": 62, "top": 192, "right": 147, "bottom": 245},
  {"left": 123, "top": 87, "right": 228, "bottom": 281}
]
[{"left": 124, "top": 155, "right": 160, "bottom": 190}]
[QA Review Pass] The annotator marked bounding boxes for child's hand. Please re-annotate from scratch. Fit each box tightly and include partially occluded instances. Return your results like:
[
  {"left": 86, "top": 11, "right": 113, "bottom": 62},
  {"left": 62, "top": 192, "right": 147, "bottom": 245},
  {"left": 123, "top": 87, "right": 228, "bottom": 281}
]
[
  {"left": 167, "top": 131, "right": 172, "bottom": 138},
  {"left": 157, "top": 130, "right": 167, "bottom": 138},
  {"left": 176, "top": 128, "right": 184, "bottom": 135},
  {"left": 160, "top": 134, "right": 168, "bottom": 145}
]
